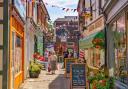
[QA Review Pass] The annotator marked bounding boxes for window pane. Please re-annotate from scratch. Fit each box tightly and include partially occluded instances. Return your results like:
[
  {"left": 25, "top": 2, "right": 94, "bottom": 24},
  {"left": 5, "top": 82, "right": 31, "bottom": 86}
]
[
  {"left": 0, "top": 24, "right": 3, "bottom": 45},
  {"left": 15, "top": 35, "right": 22, "bottom": 74},
  {"left": 112, "top": 15, "right": 127, "bottom": 84},
  {"left": 0, "top": 7, "right": 3, "bottom": 20}
]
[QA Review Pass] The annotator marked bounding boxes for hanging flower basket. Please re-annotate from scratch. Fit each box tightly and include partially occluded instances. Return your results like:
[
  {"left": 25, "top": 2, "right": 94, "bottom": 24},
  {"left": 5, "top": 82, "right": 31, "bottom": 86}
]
[{"left": 92, "top": 32, "right": 105, "bottom": 49}]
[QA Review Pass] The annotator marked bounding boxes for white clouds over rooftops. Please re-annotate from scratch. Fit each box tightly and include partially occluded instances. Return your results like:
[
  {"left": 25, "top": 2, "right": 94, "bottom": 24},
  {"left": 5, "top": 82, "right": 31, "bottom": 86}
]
[{"left": 43, "top": 0, "right": 79, "bottom": 8}]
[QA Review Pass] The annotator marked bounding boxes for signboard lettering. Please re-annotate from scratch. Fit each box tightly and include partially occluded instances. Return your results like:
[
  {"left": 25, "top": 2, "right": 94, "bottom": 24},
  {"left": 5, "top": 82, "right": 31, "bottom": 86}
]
[{"left": 71, "top": 64, "right": 86, "bottom": 88}]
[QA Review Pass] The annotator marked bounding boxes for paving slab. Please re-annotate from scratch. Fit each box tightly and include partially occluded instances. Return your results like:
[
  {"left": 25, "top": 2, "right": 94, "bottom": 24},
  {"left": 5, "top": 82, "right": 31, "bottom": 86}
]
[{"left": 19, "top": 68, "right": 70, "bottom": 89}]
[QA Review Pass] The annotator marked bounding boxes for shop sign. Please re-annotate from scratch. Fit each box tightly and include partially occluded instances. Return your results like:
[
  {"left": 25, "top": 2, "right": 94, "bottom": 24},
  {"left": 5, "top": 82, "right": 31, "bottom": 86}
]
[
  {"left": 14, "top": 0, "right": 26, "bottom": 20},
  {"left": 84, "top": 17, "right": 104, "bottom": 37},
  {"left": 67, "top": 42, "right": 74, "bottom": 48},
  {"left": 70, "top": 63, "right": 86, "bottom": 89}
]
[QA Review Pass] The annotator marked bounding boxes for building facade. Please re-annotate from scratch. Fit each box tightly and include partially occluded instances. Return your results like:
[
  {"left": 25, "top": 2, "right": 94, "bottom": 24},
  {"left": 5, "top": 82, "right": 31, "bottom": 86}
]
[
  {"left": 0, "top": 0, "right": 50, "bottom": 89},
  {"left": 24, "top": 0, "right": 49, "bottom": 80},
  {"left": 104, "top": 0, "right": 128, "bottom": 88},
  {"left": 54, "top": 16, "right": 79, "bottom": 57},
  {"left": 78, "top": 0, "right": 106, "bottom": 76}
]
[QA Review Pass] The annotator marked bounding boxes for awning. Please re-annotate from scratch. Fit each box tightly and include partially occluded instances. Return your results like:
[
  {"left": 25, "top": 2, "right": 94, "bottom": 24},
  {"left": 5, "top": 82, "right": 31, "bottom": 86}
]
[{"left": 79, "top": 31, "right": 104, "bottom": 49}]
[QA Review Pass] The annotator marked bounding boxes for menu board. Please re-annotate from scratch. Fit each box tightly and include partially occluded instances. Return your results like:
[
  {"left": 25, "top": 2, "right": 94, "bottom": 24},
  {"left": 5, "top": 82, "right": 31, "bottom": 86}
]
[
  {"left": 65, "top": 58, "right": 77, "bottom": 76},
  {"left": 71, "top": 64, "right": 86, "bottom": 88}
]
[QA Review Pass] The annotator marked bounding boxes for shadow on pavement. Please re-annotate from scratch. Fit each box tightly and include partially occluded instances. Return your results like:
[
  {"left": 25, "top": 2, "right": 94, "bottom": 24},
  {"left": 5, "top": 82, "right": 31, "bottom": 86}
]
[{"left": 48, "top": 73, "right": 70, "bottom": 89}]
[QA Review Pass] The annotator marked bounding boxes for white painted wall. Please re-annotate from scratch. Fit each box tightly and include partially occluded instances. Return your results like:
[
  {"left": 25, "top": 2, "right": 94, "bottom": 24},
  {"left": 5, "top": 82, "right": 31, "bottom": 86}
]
[{"left": 24, "top": 19, "right": 35, "bottom": 79}]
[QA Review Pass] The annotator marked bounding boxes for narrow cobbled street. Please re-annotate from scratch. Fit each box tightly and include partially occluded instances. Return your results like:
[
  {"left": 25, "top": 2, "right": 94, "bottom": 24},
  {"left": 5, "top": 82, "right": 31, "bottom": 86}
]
[{"left": 19, "top": 64, "right": 70, "bottom": 89}]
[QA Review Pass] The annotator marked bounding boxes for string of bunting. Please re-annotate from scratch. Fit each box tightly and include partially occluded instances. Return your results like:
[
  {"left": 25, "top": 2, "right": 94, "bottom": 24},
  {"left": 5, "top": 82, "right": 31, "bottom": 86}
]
[
  {"left": 27, "top": 0, "right": 96, "bottom": 18},
  {"left": 44, "top": 2, "right": 96, "bottom": 13},
  {"left": 44, "top": 2, "right": 77, "bottom": 12}
]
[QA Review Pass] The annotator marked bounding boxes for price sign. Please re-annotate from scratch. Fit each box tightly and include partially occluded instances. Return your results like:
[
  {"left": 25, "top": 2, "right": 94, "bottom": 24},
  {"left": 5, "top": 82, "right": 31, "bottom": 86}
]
[{"left": 70, "top": 63, "right": 86, "bottom": 89}]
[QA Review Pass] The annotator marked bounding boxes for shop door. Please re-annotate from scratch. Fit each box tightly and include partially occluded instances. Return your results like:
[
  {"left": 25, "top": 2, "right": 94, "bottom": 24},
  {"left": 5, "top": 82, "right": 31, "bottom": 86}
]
[{"left": 10, "top": 30, "right": 23, "bottom": 89}]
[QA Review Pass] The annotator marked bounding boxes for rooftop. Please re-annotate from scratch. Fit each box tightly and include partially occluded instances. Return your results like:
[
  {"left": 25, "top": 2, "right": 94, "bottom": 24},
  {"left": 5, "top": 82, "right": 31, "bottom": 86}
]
[{"left": 55, "top": 16, "right": 78, "bottom": 22}]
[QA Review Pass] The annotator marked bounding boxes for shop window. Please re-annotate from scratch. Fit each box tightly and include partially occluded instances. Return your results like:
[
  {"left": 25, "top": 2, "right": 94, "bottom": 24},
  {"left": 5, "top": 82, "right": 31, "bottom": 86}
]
[
  {"left": 0, "top": 7, "right": 3, "bottom": 20},
  {"left": 111, "top": 15, "right": 127, "bottom": 84},
  {"left": 93, "top": 48, "right": 100, "bottom": 68},
  {"left": 15, "top": 35, "right": 22, "bottom": 74},
  {"left": 0, "top": 24, "right": 3, "bottom": 45}
]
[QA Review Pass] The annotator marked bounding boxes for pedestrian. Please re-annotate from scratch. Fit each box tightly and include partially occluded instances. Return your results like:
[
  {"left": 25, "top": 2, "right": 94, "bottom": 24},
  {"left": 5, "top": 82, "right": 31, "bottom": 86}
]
[
  {"left": 63, "top": 50, "right": 69, "bottom": 68},
  {"left": 47, "top": 51, "right": 52, "bottom": 74},
  {"left": 68, "top": 52, "right": 73, "bottom": 58},
  {"left": 49, "top": 51, "right": 57, "bottom": 74},
  {"left": 63, "top": 50, "right": 69, "bottom": 58}
]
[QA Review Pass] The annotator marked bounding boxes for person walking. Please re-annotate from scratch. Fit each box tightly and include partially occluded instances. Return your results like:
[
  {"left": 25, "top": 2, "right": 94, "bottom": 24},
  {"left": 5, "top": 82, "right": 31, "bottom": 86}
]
[
  {"left": 49, "top": 51, "right": 57, "bottom": 74},
  {"left": 47, "top": 51, "right": 52, "bottom": 74}
]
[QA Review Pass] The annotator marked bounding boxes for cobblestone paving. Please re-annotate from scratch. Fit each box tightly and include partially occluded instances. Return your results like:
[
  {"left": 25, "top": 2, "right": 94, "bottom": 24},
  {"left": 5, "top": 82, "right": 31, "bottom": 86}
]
[{"left": 19, "top": 66, "right": 70, "bottom": 89}]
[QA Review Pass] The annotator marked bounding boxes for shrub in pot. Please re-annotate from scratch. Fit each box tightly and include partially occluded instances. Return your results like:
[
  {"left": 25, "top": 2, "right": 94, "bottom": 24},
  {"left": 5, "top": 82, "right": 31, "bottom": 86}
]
[{"left": 29, "top": 62, "right": 41, "bottom": 78}]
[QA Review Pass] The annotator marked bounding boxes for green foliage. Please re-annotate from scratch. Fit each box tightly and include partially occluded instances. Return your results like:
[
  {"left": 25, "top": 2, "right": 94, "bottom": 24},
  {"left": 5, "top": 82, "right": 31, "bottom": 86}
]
[
  {"left": 88, "top": 73, "right": 115, "bottom": 89},
  {"left": 96, "top": 73, "right": 105, "bottom": 81},
  {"left": 88, "top": 76, "right": 97, "bottom": 83},
  {"left": 29, "top": 61, "right": 41, "bottom": 74},
  {"left": 38, "top": 63, "right": 43, "bottom": 70}
]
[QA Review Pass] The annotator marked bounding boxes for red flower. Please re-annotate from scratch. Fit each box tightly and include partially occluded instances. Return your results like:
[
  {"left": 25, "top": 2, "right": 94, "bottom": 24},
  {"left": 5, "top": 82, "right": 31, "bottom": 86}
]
[{"left": 38, "top": 56, "right": 45, "bottom": 61}]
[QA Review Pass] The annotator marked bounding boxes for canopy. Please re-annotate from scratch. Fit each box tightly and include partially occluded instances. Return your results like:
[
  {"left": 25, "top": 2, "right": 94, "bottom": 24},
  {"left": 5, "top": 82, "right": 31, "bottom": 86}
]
[{"left": 79, "top": 31, "right": 104, "bottom": 49}]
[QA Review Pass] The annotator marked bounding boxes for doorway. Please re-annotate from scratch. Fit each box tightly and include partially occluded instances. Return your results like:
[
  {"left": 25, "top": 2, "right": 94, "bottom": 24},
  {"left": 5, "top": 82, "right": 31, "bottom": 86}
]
[{"left": 10, "top": 16, "right": 24, "bottom": 89}]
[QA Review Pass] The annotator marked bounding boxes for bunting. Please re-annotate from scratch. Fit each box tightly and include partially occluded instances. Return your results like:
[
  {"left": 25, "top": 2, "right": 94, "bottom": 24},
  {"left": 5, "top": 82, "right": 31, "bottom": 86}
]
[{"left": 43, "top": 2, "right": 94, "bottom": 13}]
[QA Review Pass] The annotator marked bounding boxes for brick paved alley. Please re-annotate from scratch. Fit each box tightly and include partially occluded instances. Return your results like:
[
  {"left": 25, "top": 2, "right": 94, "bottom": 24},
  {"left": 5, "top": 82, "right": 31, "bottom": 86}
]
[{"left": 19, "top": 65, "right": 70, "bottom": 89}]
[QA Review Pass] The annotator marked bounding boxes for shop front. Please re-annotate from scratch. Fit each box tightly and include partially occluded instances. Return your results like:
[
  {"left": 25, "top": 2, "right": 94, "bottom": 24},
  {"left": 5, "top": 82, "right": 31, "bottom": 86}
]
[
  {"left": 10, "top": 14, "right": 24, "bottom": 89},
  {"left": 107, "top": 8, "right": 128, "bottom": 88},
  {"left": 80, "top": 31, "right": 104, "bottom": 71},
  {"left": 80, "top": 16, "right": 105, "bottom": 74},
  {"left": 9, "top": 0, "right": 26, "bottom": 89}
]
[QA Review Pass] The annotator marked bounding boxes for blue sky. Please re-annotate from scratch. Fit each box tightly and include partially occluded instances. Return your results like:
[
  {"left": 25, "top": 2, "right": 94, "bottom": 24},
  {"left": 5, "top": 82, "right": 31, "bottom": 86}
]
[{"left": 43, "top": 0, "right": 79, "bottom": 21}]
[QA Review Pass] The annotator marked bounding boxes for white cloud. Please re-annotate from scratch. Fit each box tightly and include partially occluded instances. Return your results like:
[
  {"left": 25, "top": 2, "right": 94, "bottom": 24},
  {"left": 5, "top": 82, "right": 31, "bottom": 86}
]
[{"left": 43, "top": 0, "right": 79, "bottom": 7}]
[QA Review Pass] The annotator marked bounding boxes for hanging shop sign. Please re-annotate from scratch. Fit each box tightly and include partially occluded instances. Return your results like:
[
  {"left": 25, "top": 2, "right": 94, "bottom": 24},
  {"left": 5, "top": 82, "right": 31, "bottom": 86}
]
[
  {"left": 65, "top": 58, "right": 77, "bottom": 77},
  {"left": 14, "top": 0, "right": 26, "bottom": 20},
  {"left": 70, "top": 63, "right": 86, "bottom": 89}
]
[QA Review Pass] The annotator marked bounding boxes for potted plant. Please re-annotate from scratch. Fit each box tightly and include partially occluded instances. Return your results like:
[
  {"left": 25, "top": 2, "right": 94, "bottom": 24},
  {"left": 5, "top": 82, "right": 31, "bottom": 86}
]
[{"left": 29, "top": 61, "right": 41, "bottom": 78}]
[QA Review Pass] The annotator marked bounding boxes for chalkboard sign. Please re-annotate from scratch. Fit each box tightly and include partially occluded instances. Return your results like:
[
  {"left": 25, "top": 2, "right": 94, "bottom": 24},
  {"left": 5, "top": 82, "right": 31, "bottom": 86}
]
[
  {"left": 71, "top": 63, "right": 86, "bottom": 88},
  {"left": 65, "top": 58, "right": 77, "bottom": 77}
]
